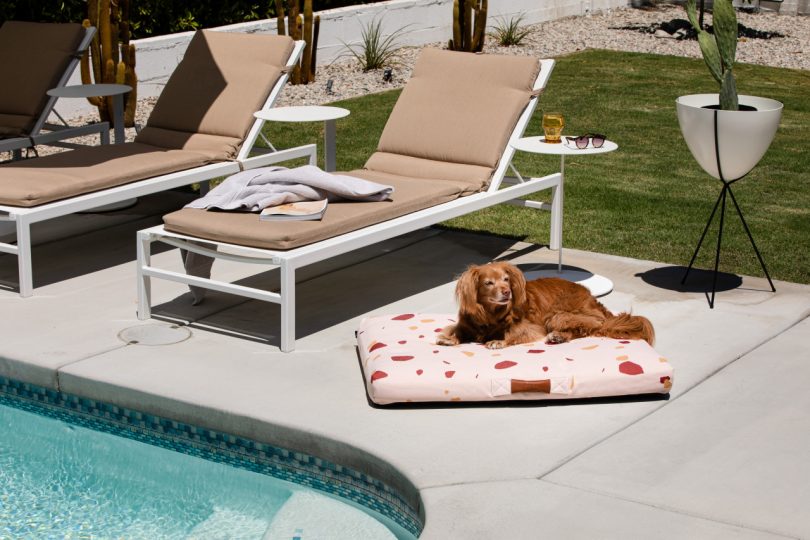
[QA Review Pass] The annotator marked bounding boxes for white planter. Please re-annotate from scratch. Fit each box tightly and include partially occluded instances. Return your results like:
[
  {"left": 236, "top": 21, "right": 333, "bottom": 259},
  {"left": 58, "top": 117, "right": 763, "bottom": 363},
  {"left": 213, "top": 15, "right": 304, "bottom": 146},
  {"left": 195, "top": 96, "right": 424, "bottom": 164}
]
[{"left": 676, "top": 94, "right": 782, "bottom": 181}]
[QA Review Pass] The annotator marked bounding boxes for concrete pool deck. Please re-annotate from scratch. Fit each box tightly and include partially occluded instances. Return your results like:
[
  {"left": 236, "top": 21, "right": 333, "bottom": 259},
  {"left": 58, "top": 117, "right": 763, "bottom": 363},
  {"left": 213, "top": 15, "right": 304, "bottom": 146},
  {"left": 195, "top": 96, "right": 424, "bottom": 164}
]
[{"left": 1, "top": 193, "right": 809, "bottom": 539}]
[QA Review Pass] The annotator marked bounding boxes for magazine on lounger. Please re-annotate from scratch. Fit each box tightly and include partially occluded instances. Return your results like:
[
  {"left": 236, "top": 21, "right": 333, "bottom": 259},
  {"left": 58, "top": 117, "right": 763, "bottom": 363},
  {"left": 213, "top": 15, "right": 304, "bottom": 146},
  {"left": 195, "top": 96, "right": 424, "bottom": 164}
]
[{"left": 260, "top": 199, "right": 328, "bottom": 221}]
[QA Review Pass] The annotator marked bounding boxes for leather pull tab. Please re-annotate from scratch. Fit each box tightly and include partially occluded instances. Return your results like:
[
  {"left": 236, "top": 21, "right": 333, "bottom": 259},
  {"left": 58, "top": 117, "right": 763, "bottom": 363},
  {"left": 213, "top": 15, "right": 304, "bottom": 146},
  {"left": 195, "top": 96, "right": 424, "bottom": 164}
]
[{"left": 510, "top": 379, "right": 551, "bottom": 394}]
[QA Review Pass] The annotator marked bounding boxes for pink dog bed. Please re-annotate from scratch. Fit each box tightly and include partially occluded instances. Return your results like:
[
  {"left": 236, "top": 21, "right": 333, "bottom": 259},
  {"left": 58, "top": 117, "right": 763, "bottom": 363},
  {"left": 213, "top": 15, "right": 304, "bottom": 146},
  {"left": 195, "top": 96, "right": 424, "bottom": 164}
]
[{"left": 357, "top": 314, "right": 673, "bottom": 405}]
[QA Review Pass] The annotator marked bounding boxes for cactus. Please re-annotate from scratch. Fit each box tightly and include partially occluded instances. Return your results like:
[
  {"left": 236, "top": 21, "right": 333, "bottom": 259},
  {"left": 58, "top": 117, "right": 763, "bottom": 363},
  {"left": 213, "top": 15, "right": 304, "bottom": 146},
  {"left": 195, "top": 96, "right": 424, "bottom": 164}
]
[
  {"left": 275, "top": 0, "right": 320, "bottom": 84},
  {"left": 686, "top": 0, "right": 738, "bottom": 111},
  {"left": 448, "top": 0, "right": 487, "bottom": 53},
  {"left": 80, "top": 0, "right": 138, "bottom": 127}
]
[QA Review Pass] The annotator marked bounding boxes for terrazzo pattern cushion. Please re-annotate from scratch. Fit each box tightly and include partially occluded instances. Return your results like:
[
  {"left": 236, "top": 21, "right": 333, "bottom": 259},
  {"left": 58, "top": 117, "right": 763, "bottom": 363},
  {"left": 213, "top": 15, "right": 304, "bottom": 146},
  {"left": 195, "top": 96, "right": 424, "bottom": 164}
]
[{"left": 357, "top": 314, "right": 673, "bottom": 405}]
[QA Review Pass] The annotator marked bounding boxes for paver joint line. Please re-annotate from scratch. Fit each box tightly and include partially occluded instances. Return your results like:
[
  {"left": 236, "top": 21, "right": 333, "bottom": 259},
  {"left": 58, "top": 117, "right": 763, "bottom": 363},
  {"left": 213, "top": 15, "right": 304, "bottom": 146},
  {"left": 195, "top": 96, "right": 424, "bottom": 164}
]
[
  {"left": 534, "top": 310, "right": 810, "bottom": 484},
  {"left": 539, "top": 478, "right": 801, "bottom": 540},
  {"left": 53, "top": 342, "right": 135, "bottom": 392}
]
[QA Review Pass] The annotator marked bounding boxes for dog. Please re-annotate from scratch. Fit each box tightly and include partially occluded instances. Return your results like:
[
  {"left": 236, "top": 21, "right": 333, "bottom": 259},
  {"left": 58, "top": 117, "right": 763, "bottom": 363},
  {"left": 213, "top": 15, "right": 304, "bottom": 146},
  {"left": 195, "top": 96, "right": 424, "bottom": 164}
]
[{"left": 436, "top": 261, "right": 654, "bottom": 349}]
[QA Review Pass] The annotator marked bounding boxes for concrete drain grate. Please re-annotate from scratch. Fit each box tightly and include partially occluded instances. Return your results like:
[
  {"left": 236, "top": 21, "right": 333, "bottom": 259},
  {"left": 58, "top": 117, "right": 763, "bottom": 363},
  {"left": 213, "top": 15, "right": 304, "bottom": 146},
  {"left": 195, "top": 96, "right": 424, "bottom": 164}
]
[{"left": 118, "top": 323, "right": 191, "bottom": 346}]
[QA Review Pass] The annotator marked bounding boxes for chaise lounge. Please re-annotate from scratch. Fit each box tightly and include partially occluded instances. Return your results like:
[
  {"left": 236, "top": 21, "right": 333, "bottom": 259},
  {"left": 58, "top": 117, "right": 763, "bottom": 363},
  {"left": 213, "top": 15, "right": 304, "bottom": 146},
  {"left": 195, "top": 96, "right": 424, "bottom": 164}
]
[
  {"left": 136, "top": 48, "right": 564, "bottom": 352},
  {"left": 0, "top": 21, "right": 109, "bottom": 156},
  {"left": 0, "top": 29, "right": 309, "bottom": 297}
]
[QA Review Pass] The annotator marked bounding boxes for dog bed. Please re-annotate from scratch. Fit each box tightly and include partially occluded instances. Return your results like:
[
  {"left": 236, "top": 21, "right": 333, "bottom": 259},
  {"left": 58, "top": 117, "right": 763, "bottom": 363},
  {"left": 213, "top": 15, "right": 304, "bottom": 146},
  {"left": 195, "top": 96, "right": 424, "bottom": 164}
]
[{"left": 357, "top": 314, "right": 673, "bottom": 405}]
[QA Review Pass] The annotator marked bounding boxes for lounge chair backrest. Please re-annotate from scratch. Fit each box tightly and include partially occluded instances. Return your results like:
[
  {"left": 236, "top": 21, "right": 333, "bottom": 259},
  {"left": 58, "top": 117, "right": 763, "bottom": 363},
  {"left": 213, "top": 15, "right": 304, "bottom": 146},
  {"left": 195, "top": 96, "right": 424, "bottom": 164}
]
[
  {"left": 0, "top": 21, "right": 86, "bottom": 138},
  {"left": 135, "top": 30, "right": 294, "bottom": 160},
  {"left": 365, "top": 48, "right": 541, "bottom": 190}
]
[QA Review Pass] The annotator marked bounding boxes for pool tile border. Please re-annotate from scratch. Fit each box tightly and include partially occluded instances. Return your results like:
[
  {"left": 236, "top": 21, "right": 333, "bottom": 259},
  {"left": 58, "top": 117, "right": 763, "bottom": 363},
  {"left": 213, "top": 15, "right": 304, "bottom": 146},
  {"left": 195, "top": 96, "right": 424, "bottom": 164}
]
[{"left": 0, "top": 376, "right": 422, "bottom": 536}]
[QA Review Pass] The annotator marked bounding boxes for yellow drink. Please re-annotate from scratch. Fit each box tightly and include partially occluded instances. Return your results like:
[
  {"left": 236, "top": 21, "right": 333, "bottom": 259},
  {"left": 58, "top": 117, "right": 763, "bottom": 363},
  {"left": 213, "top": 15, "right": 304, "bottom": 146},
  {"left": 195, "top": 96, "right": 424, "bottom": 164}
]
[{"left": 542, "top": 113, "right": 564, "bottom": 144}]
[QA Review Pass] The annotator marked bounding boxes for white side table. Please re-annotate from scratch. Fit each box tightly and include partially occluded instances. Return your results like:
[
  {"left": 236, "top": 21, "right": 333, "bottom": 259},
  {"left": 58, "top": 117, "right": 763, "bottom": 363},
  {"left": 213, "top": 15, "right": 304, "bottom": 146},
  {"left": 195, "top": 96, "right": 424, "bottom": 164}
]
[
  {"left": 510, "top": 135, "right": 619, "bottom": 297},
  {"left": 254, "top": 106, "right": 350, "bottom": 172},
  {"left": 47, "top": 83, "right": 131, "bottom": 144}
]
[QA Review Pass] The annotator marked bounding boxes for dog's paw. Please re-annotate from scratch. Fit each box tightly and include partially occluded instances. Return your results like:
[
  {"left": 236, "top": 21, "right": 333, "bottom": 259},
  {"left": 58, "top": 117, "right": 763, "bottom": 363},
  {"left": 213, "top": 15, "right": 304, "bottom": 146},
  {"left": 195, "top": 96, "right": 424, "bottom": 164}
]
[
  {"left": 545, "top": 332, "right": 568, "bottom": 344},
  {"left": 485, "top": 340, "right": 507, "bottom": 350},
  {"left": 436, "top": 334, "right": 459, "bottom": 347}
]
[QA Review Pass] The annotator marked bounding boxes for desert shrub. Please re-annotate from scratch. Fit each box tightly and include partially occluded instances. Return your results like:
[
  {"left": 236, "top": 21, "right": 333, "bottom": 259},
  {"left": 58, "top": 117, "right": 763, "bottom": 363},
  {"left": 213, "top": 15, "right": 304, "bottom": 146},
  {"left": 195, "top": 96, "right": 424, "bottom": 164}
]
[
  {"left": 490, "top": 13, "right": 532, "bottom": 47},
  {"left": 340, "top": 16, "right": 409, "bottom": 71}
]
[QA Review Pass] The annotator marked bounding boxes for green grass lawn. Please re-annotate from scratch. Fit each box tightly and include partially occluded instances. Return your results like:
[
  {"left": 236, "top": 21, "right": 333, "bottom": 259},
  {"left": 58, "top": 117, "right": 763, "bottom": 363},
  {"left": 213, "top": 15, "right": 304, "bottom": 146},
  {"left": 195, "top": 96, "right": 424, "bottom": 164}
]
[{"left": 262, "top": 49, "right": 810, "bottom": 284}]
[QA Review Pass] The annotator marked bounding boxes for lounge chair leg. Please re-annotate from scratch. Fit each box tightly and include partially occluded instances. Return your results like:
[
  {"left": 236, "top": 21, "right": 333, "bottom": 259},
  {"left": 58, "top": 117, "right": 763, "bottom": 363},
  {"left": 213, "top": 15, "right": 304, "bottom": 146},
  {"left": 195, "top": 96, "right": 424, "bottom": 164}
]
[
  {"left": 16, "top": 218, "right": 33, "bottom": 297},
  {"left": 279, "top": 261, "right": 296, "bottom": 352},
  {"left": 136, "top": 231, "right": 152, "bottom": 320}
]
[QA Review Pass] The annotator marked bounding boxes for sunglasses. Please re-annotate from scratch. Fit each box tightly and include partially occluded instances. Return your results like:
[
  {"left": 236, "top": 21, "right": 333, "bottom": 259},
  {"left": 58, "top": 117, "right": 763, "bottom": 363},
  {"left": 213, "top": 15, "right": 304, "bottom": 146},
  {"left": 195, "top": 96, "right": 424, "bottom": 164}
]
[{"left": 565, "top": 134, "right": 606, "bottom": 149}]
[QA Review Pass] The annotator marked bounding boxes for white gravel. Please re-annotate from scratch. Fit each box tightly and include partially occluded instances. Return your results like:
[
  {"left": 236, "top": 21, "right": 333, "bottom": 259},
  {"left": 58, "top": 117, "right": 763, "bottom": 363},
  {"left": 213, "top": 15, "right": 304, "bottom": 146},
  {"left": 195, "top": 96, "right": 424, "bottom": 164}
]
[
  {"left": 284, "top": 5, "right": 808, "bottom": 105},
  {"left": 7, "top": 4, "right": 808, "bottom": 160}
]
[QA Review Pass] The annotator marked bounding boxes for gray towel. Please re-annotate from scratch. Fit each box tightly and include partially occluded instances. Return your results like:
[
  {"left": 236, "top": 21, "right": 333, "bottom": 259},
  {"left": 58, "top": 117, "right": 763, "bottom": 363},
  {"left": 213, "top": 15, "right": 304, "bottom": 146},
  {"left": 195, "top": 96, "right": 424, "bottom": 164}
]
[{"left": 185, "top": 165, "right": 393, "bottom": 211}]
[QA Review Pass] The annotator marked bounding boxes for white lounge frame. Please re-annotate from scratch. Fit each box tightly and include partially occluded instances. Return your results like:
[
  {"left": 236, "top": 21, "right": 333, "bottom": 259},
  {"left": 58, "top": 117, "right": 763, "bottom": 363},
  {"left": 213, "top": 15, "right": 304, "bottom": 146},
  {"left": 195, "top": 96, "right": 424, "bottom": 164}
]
[
  {"left": 136, "top": 59, "right": 563, "bottom": 352},
  {"left": 0, "top": 40, "right": 307, "bottom": 297},
  {"left": 0, "top": 25, "right": 112, "bottom": 156}
]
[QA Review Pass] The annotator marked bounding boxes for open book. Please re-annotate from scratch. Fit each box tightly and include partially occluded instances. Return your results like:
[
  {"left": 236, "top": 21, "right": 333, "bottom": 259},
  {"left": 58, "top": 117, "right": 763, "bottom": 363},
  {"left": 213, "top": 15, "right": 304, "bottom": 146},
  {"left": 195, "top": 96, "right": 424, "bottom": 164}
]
[{"left": 259, "top": 199, "right": 328, "bottom": 221}]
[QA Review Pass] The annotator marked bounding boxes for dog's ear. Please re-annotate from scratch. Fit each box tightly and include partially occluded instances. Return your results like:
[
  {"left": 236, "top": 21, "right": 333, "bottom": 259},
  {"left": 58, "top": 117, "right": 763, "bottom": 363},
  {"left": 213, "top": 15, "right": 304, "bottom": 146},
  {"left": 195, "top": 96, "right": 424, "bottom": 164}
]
[
  {"left": 504, "top": 263, "right": 527, "bottom": 309},
  {"left": 456, "top": 265, "right": 487, "bottom": 324}
]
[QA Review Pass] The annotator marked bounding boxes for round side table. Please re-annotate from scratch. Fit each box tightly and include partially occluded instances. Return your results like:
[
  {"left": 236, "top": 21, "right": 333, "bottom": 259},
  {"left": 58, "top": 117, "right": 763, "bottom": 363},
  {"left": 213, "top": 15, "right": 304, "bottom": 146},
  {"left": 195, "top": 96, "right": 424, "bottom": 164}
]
[
  {"left": 254, "top": 106, "right": 350, "bottom": 172},
  {"left": 510, "top": 135, "right": 618, "bottom": 297},
  {"left": 47, "top": 83, "right": 131, "bottom": 145}
]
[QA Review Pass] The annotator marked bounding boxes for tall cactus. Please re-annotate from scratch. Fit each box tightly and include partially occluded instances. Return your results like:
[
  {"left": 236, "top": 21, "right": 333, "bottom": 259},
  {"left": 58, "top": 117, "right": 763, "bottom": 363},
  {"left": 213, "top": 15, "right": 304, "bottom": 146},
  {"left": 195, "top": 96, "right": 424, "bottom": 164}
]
[
  {"left": 448, "top": 0, "right": 487, "bottom": 53},
  {"left": 275, "top": 0, "right": 320, "bottom": 84},
  {"left": 80, "top": 0, "right": 138, "bottom": 127},
  {"left": 686, "top": 0, "right": 738, "bottom": 111}
]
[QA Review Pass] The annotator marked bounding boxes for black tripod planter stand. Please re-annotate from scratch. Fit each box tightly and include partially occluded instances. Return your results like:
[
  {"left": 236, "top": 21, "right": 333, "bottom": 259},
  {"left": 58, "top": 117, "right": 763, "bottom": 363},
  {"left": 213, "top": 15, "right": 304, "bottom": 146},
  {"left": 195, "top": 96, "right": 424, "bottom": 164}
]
[{"left": 681, "top": 109, "right": 776, "bottom": 308}]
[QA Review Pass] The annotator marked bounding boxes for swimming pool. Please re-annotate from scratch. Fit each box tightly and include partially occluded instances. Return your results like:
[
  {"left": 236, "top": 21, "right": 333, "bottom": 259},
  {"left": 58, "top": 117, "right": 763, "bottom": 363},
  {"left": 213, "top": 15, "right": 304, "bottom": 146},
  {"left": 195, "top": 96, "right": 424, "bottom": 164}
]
[{"left": 0, "top": 377, "right": 421, "bottom": 539}]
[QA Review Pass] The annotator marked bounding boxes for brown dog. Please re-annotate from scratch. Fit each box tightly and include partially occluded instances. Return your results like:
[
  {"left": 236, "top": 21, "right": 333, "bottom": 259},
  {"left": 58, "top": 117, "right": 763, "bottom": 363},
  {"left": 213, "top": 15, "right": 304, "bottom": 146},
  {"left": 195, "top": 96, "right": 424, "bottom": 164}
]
[{"left": 436, "top": 261, "right": 654, "bottom": 349}]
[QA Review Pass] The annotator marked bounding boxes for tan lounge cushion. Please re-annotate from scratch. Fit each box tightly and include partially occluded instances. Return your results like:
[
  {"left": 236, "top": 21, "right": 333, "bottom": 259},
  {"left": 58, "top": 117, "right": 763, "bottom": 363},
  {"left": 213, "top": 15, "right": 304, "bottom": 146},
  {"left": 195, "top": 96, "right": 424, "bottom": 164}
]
[
  {"left": 163, "top": 170, "right": 473, "bottom": 250},
  {"left": 161, "top": 49, "right": 544, "bottom": 250},
  {"left": 133, "top": 128, "right": 242, "bottom": 157},
  {"left": 136, "top": 30, "right": 294, "bottom": 159},
  {"left": 364, "top": 152, "right": 493, "bottom": 193},
  {"left": 413, "top": 48, "right": 541, "bottom": 91},
  {"left": 372, "top": 48, "right": 540, "bottom": 180},
  {"left": 0, "top": 143, "right": 222, "bottom": 207},
  {"left": 0, "top": 30, "right": 295, "bottom": 208},
  {"left": 0, "top": 21, "right": 86, "bottom": 137}
]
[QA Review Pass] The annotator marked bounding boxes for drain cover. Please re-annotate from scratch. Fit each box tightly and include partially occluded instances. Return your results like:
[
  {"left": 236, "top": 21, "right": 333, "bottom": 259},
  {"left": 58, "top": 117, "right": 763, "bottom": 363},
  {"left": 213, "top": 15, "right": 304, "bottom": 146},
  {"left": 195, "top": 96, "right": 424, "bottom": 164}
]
[{"left": 118, "top": 323, "right": 191, "bottom": 346}]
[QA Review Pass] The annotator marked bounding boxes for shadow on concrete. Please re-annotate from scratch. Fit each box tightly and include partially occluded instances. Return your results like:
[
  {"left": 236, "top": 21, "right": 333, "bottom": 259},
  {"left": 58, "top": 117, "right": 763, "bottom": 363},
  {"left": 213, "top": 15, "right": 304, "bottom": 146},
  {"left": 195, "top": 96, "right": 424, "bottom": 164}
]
[
  {"left": 368, "top": 392, "right": 671, "bottom": 409},
  {"left": 0, "top": 193, "right": 192, "bottom": 292},
  {"left": 151, "top": 229, "right": 543, "bottom": 347},
  {"left": 635, "top": 265, "right": 743, "bottom": 294}
]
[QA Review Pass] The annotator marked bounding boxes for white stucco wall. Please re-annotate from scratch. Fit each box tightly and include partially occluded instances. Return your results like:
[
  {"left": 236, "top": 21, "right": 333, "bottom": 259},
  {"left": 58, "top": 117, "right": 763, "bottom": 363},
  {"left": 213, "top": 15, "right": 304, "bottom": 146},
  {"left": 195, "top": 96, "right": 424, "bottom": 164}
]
[{"left": 54, "top": 0, "right": 630, "bottom": 118}]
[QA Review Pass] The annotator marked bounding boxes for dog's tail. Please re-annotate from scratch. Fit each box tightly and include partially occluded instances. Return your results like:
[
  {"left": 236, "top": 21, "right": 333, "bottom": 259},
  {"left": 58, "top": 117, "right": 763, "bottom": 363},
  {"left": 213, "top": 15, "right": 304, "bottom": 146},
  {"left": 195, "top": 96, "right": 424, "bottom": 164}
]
[{"left": 598, "top": 312, "right": 655, "bottom": 346}]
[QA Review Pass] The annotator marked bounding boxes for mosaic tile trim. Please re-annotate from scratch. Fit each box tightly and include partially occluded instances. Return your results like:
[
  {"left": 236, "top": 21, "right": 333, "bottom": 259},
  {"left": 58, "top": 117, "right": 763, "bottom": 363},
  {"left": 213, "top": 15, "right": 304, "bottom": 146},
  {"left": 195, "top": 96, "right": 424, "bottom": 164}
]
[{"left": 0, "top": 376, "right": 422, "bottom": 536}]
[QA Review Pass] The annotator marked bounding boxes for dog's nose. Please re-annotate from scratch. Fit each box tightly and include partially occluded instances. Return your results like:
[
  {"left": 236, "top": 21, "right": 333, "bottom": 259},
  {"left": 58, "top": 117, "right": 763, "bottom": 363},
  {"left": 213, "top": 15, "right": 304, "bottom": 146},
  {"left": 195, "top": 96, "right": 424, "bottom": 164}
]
[{"left": 501, "top": 288, "right": 511, "bottom": 299}]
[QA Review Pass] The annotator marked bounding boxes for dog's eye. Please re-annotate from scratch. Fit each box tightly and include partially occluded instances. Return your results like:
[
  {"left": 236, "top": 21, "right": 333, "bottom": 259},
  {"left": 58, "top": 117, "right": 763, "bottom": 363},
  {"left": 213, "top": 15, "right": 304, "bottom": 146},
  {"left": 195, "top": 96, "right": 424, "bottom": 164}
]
[
  {"left": 484, "top": 280, "right": 494, "bottom": 286},
  {"left": 504, "top": 276, "right": 510, "bottom": 282}
]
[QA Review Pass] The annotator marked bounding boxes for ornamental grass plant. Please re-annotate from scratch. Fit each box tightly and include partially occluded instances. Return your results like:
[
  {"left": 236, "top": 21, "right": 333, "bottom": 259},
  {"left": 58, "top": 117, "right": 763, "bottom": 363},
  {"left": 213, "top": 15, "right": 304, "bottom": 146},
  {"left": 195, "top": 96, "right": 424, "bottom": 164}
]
[
  {"left": 340, "top": 16, "right": 409, "bottom": 71},
  {"left": 490, "top": 14, "right": 532, "bottom": 47}
]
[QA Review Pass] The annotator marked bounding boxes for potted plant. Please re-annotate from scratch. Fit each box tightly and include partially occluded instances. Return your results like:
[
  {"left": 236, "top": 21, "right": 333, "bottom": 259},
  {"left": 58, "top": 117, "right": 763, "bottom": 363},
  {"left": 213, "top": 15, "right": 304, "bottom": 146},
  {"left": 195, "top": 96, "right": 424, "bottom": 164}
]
[
  {"left": 676, "top": 0, "right": 782, "bottom": 181},
  {"left": 676, "top": 0, "right": 781, "bottom": 307}
]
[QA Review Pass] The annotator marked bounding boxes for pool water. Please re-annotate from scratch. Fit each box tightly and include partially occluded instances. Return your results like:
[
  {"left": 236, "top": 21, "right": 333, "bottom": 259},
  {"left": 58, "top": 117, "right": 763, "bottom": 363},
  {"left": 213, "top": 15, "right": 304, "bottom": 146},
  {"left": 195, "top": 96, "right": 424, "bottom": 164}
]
[{"left": 0, "top": 403, "right": 413, "bottom": 539}]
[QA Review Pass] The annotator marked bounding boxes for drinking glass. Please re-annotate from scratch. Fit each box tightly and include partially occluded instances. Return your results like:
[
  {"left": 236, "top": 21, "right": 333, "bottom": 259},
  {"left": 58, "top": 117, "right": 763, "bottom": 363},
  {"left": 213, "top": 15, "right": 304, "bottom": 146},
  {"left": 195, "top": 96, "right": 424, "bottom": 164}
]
[{"left": 542, "top": 112, "right": 564, "bottom": 144}]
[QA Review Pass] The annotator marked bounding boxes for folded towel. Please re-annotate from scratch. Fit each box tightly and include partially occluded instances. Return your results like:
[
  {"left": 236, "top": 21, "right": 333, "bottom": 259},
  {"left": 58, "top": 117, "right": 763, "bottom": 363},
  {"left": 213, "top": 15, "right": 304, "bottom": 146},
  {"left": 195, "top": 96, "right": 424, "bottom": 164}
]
[{"left": 186, "top": 165, "right": 393, "bottom": 212}]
